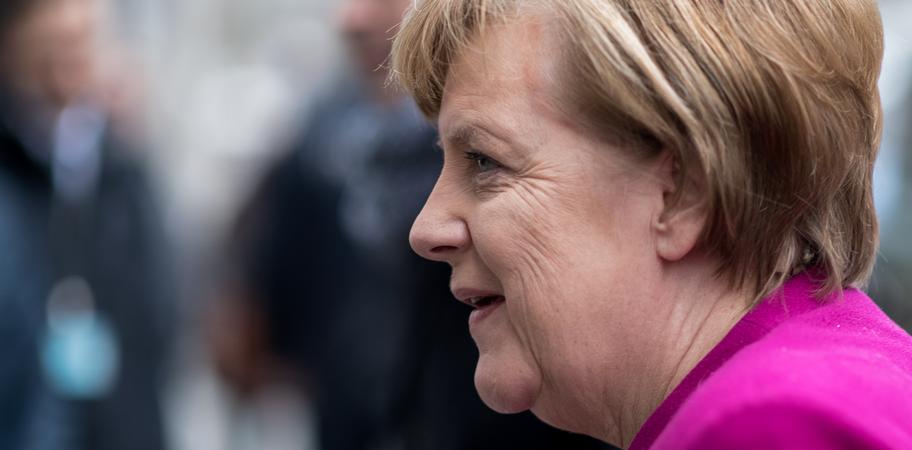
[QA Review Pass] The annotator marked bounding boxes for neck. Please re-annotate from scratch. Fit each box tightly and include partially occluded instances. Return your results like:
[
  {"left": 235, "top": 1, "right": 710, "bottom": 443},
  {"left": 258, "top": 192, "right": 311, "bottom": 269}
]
[{"left": 604, "top": 258, "right": 752, "bottom": 448}]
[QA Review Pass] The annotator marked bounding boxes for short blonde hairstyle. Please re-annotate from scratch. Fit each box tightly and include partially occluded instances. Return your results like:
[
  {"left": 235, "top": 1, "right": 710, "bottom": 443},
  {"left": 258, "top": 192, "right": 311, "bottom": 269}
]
[{"left": 391, "top": 0, "right": 884, "bottom": 300}]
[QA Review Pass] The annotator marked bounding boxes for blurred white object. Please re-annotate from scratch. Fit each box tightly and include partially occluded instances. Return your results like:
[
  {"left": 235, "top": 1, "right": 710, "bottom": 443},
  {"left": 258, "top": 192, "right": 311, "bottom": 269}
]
[{"left": 164, "top": 337, "right": 317, "bottom": 450}]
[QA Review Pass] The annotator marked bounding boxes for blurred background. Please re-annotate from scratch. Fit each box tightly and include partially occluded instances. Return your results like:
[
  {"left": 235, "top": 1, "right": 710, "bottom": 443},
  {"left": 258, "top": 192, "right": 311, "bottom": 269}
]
[{"left": 0, "top": 0, "right": 909, "bottom": 449}]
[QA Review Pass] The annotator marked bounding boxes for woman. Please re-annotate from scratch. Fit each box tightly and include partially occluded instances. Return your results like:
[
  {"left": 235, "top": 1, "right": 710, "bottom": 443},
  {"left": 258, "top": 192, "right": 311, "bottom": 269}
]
[{"left": 391, "top": 1, "right": 912, "bottom": 449}]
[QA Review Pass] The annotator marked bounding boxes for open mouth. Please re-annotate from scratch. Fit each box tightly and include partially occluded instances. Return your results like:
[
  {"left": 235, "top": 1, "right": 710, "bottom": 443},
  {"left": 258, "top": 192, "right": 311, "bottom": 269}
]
[{"left": 467, "top": 295, "right": 506, "bottom": 310}]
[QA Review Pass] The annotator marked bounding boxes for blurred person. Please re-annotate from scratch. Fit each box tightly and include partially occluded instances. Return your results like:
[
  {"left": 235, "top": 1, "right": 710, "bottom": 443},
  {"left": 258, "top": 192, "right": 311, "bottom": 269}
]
[
  {"left": 394, "top": 0, "right": 912, "bottom": 449},
  {"left": 207, "top": 0, "right": 608, "bottom": 449},
  {"left": 0, "top": 0, "right": 173, "bottom": 449}
]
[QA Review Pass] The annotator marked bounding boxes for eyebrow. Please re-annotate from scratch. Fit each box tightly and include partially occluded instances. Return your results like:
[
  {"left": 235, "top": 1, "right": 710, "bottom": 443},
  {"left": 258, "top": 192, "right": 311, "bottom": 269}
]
[
  {"left": 441, "top": 122, "right": 514, "bottom": 151},
  {"left": 442, "top": 124, "right": 482, "bottom": 150}
]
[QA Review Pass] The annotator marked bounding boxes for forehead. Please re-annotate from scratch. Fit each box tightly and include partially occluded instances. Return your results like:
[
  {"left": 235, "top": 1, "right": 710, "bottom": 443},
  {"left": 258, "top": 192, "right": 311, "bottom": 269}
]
[{"left": 438, "top": 13, "right": 565, "bottom": 141}]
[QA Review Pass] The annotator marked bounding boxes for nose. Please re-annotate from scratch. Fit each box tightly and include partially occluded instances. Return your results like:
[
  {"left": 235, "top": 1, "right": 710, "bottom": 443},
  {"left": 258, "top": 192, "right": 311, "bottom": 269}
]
[{"left": 409, "top": 183, "right": 470, "bottom": 264}]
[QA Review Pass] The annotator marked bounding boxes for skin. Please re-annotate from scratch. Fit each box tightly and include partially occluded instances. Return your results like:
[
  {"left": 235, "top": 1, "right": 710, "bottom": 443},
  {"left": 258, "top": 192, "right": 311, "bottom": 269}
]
[{"left": 409, "top": 13, "right": 752, "bottom": 449}]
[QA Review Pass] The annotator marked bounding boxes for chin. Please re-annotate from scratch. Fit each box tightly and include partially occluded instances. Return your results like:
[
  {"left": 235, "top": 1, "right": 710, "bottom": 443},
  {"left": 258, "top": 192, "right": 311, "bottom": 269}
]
[
  {"left": 474, "top": 353, "right": 541, "bottom": 414},
  {"left": 530, "top": 402, "right": 581, "bottom": 435}
]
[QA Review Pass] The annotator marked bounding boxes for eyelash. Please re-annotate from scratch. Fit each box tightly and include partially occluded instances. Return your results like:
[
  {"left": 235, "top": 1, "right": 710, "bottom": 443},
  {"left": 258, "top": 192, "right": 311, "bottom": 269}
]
[{"left": 464, "top": 151, "right": 502, "bottom": 173}]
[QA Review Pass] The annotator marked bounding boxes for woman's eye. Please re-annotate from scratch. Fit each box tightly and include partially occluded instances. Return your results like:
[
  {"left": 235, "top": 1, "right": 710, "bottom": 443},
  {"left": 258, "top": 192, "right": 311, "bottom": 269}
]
[{"left": 464, "top": 151, "right": 501, "bottom": 173}]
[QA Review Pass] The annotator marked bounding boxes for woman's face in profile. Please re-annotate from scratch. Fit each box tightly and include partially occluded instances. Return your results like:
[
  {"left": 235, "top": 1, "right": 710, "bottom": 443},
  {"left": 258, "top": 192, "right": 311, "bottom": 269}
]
[{"left": 409, "top": 15, "right": 675, "bottom": 430}]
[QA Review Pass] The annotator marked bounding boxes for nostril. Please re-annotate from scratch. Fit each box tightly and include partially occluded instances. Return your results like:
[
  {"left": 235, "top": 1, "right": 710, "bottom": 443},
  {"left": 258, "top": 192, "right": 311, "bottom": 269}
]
[{"left": 430, "top": 245, "right": 459, "bottom": 254}]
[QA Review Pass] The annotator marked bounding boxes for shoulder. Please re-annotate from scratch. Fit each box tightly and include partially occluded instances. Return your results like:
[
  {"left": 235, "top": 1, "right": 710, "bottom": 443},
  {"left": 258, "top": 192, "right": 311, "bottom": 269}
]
[
  {"left": 655, "top": 292, "right": 912, "bottom": 449},
  {"left": 663, "top": 399, "right": 892, "bottom": 450}
]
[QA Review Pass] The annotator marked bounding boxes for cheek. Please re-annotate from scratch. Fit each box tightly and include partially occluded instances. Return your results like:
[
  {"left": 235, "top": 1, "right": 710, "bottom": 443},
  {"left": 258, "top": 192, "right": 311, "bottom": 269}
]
[
  {"left": 475, "top": 177, "right": 641, "bottom": 332},
  {"left": 469, "top": 187, "right": 592, "bottom": 398},
  {"left": 467, "top": 193, "right": 571, "bottom": 414},
  {"left": 470, "top": 175, "right": 662, "bottom": 410},
  {"left": 475, "top": 192, "right": 567, "bottom": 336}
]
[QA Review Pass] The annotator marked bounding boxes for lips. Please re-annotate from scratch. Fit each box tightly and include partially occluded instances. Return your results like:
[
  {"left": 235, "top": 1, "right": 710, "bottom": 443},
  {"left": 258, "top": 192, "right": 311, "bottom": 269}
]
[
  {"left": 451, "top": 288, "right": 506, "bottom": 324},
  {"left": 467, "top": 295, "right": 505, "bottom": 325},
  {"left": 465, "top": 295, "right": 506, "bottom": 309},
  {"left": 451, "top": 289, "right": 506, "bottom": 326},
  {"left": 452, "top": 288, "right": 503, "bottom": 308}
]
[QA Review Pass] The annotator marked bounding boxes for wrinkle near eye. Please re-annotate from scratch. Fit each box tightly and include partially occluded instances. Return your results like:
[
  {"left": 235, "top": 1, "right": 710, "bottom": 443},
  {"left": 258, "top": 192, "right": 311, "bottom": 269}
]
[
  {"left": 473, "top": 175, "right": 513, "bottom": 197},
  {"left": 474, "top": 149, "right": 577, "bottom": 200}
]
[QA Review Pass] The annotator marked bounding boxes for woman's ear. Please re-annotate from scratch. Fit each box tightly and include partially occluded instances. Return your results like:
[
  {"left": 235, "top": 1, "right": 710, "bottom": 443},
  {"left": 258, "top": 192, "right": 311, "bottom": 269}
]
[{"left": 653, "top": 151, "right": 707, "bottom": 262}]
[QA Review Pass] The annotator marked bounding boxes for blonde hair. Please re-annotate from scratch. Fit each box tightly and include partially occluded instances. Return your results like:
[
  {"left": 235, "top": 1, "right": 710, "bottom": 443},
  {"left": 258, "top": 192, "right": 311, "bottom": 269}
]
[{"left": 391, "top": 0, "right": 884, "bottom": 301}]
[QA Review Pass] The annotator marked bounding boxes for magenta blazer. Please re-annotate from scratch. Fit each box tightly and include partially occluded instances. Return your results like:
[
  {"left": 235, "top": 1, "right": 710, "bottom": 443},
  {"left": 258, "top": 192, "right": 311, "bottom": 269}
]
[{"left": 630, "top": 272, "right": 912, "bottom": 450}]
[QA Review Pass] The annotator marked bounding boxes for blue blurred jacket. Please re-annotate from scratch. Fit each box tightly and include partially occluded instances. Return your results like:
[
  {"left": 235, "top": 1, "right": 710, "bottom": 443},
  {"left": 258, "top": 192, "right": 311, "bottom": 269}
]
[{"left": 0, "top": 88, "right": 173, "bottom": 450}]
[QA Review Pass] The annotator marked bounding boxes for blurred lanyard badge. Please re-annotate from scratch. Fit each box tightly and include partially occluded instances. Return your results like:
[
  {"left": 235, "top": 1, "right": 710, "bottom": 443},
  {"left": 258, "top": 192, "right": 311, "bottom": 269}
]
[{"left": 40, "top": 103, "right": 120, "bottom": 400}]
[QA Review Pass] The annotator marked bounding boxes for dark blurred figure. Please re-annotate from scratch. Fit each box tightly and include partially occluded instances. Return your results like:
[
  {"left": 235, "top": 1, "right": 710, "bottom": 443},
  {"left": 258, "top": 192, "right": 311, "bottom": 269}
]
[
  {"left": 208, "top": 0, "right": 609, "bottom": 449},
  {"left": 0, "top": 1, "right": 173, "bottom": 449}
]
